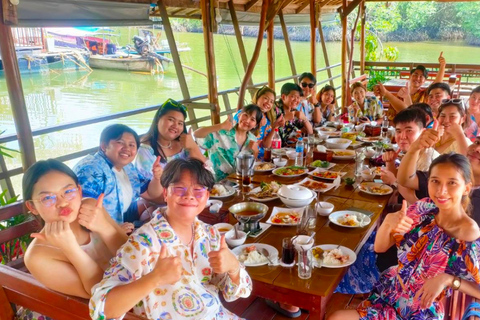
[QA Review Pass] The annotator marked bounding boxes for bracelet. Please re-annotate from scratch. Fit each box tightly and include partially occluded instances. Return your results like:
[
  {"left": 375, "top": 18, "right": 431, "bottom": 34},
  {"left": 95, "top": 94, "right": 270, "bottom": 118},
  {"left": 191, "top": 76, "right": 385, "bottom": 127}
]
[{"left": 227, "top": 264, "right": 241, "bottom": 276}]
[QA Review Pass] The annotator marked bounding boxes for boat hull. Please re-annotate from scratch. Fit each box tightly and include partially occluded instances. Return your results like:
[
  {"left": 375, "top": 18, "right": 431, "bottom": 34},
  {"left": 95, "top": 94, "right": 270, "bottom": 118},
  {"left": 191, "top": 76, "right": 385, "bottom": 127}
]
[{"left": 89, "top": 54, "right": 162, "bottom": 72}]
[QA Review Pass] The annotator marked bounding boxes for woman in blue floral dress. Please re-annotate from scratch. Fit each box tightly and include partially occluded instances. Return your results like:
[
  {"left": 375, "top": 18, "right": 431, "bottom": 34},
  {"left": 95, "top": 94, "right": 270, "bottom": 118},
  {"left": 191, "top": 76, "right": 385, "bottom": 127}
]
[{"left": 329, "top": 153, "right": 480, "bottom": 320}]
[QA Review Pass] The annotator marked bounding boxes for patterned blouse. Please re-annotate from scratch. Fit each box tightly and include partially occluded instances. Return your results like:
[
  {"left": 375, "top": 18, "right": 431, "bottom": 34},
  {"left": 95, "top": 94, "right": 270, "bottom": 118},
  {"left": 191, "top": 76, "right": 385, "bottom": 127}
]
[
  {"left": 196, "top": 128, "right": 257, "bottom": 181},
  {"left": 348, "top": 96, "right": 384, "bottom": 123},
  {"left": 74, "top": 151, "right": 149, "bottom": 224},
  {"left": 135, "top": 143, "right": 189, "bottom": 180},
  {"left": 357, "top": 198, "right": 480, "bottom": 320},
  {"left": 89, "top": 211, "right": 252, "bottom": 320}
]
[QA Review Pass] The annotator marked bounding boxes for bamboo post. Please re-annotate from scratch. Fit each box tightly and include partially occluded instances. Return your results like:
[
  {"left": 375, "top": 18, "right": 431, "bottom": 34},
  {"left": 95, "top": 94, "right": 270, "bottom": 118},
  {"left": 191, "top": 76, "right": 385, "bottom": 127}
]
[
  {"left": 267, "top": 11, "right": 275, "bottom": 90},
  {"left": 310, "top": 0, "right": 316, "bottom": 76},
  {"left": 341, "top": 0, "right": 348, "bottom": 114},
  {"left": 318, "top": 19, "right": 334, "bottom": 87},
  {"left": 360, "top": 1, "right": 366, "bottom": 75},
  {"left": 237, "top": 0, "right": 269, "bottom": 110},
  {"left": 200, "top": 0, "right": 220, "bottom": 124},
  {"left": 279, "top": 12, "right": 297, "bottom": 82},
  {"left": 0, "top": 3, "right": 36, "bottom": 170}
]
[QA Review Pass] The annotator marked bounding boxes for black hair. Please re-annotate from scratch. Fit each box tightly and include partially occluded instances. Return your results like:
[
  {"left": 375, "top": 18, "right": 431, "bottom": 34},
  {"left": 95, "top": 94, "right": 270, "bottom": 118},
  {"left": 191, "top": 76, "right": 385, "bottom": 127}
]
[
  {"left": 161, "top": 158, "right": 215, "bottom": 191},
  {"left": 280, "top": 83, "right": 302, "bottom": 96},
  {"left": 237, "top": 104, "right": 263, "bottom": 133},
  {"left": 409, "top": 103, "right": 434, "bottom": 122},
  {"left": 99, "top": 124, "right": 140, "bottom": 151},
  {"left": 253, "top": 86, "right": 277, "bottom": 126},
  {"left": 23, "top": 159, "right": 78, "bottom": 201},
  {"left": 471, "top": 86, "right": 480, "bottom": 95},
  {"left": 438, "top": 99, "right": 470, "bottom": 129},
  {"left": 298, "top": 72, "right": 317, "bottom": 85},
  {"left": 410, "top": 65, "right": 428, "bottom": 78},
  {"left": 428, "top": 153, "right": 474, "bottom": 214},
  {"left": 141, "top": 99, "right": 188, "bottom": 157},
  {"left": 316, "top": 85, "right": 336, "bottom": 104},
  {"left": 427, "top": 82, "right": 452, "bottom": 97},
  {"left": 393, "top": 108, "right": 426, "bottom": 129}
]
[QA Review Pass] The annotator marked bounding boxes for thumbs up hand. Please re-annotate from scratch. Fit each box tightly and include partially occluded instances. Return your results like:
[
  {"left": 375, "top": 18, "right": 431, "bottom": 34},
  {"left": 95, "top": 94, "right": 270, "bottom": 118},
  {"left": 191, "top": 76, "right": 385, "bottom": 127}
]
[
  {"left": 78, "top": 194, "right": 109, "bottom": 232},
  {"left": 383, "top": 200, "right": 414, "bottom": 234},
  {"left": 180, "top": 128, "right": 197, "bottom": 150},
  {"left": 438, "top": 51, "right": 446, "bottom": 67},
  {"left": 411, "top": 123, "right": 441, "bottom": 152},
  {"left": 152, "top": 156, "right": 163, "bottom": 181},
  {"left": 208, "top": 234, "right": 240, "bottom": 275},
  {"left": 221, "top": 115, "right": 234, "bottom": 131},
  {"left": 150, "top": 243, "right": 183, "bottom": 286}
]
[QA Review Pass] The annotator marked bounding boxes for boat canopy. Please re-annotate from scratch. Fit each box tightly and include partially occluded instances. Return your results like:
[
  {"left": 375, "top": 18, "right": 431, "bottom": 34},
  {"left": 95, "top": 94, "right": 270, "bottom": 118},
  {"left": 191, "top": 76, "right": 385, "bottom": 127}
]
[{"left": 15, "top": 0, "right": 152, "bottom": 27}]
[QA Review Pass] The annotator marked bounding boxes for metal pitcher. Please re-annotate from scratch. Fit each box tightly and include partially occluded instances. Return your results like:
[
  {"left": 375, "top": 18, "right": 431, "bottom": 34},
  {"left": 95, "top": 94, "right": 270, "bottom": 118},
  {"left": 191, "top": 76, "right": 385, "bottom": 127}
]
[{"left": 235, "top": 151, "right": 255, "bottom": 176}]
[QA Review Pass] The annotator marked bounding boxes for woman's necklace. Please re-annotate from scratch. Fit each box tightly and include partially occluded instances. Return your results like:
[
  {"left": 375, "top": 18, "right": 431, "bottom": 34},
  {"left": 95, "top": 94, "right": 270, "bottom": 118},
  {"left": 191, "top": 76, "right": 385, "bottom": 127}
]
[{"left": 157, "top": 140, "right": 172, "bottom": 150}]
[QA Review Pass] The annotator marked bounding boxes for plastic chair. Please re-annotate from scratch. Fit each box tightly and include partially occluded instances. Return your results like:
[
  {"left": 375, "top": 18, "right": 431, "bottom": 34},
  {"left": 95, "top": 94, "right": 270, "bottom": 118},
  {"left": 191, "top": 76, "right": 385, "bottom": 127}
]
[{"left": 462, "top": 302, "right": 480, "bottom": 320}]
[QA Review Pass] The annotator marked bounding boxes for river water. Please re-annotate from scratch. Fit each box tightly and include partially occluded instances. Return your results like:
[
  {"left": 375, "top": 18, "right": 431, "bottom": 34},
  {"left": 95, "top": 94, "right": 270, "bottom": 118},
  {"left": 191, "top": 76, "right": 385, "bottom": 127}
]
[{"left": 1, "top": 28, "right": 480, "bottom": 194}]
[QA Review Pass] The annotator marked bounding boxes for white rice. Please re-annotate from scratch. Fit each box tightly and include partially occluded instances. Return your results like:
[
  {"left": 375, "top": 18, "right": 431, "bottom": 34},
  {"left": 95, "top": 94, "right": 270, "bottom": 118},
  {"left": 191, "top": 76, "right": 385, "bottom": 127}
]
[
  {"left": 213, "top": 184, "right": 229, "bottom": 196},
  {"left": 240, "top": 250, "right": 268, "bottom": 264},
  {"left": 323, "top": 248, "right": 349, "bottom": 265}
]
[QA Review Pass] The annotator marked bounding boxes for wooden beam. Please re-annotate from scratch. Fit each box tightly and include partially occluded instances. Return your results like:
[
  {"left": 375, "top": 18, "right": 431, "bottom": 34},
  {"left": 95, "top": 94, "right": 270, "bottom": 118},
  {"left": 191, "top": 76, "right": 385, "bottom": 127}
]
[
  {"left": 245, "top": 0, "right": 260, "bottom": 10},
  {"left": 0, "top": 3, "right": 35, "bottom": 170},
  {"left": 264, "top": 0, "right": 293, "bottom": 29},
  {"left": 237, "top": 0, "right": 269, "bottom": 110},
  {"left": 1, "top": 0, "right": 17, "bottom": 25},
  {"left": 338, "top": 0, "right": 363, "bottom": 18},
  {"left": 340, "top": 1, "right": 348, "bottom": 113},
  {"left": 318, "top": 18, "right": 334, "bottom": 87},
  {"left": 279, "top": 11, "right": 297, "bottom": 82},
  {"left": 185, "top": 8, "right": 200, "bottom": 16},
  {"left": 295, "top": 0, "right": 310, "bottom": 13},
  {"left": 360, "top": 1, "right": 366, "bottom": 75},
  {"left": 267, "top": 2, "right": 275, "bottom": 90},
  {"left": 310, "top": 0, "right": 316, "bottom": 76},
  {"left": 200, "top": 0, "right": 220, "bottom": 124}
]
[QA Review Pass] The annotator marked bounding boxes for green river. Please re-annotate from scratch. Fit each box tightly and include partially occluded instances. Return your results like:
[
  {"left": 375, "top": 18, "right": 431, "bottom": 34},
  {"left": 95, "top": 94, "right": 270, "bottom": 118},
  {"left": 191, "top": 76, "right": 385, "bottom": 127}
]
[{"left": 1, "top": 28, "right": 480, "bottom": 193}]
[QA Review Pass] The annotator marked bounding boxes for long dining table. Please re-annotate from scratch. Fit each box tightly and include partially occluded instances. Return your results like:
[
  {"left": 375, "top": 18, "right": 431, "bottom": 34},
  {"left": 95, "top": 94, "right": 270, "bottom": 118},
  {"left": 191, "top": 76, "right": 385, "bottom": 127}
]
[{"left": 203, "top": 156, "right": 392, "bottom": 319}]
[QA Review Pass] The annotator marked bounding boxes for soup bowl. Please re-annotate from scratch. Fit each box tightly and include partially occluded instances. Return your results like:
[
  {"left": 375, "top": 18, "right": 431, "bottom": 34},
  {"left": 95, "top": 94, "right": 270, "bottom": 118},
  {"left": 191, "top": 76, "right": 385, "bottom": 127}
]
[{"left": 229, "top": 202, "right": 268, "bottom": 235}]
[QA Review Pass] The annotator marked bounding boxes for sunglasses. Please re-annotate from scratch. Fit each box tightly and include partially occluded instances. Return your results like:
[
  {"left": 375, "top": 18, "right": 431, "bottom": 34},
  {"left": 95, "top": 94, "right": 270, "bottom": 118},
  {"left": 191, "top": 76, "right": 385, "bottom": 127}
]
[
  {"left": 441, "top": 98, "right": 465, "bottom": 109},
  {"left": 169, "top": 184, "right": 208, "bottom": 198},
  {"left": 161, "top": 98, "right": 187, "bottom": 112},
  {"left": 301, "top": 82, "right": 315, "bottom": 89}
]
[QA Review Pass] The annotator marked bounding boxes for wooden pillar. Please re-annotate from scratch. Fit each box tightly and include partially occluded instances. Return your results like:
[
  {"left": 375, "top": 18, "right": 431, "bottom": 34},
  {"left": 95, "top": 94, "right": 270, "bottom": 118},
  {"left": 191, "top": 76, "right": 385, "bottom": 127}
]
[
  {"left": 267, "top": 13, "right": 275, "bottom": 90},
  {"left": 318, "top": 19, "right": 334, "bottom": 87},
  {"left": 360, "top": 1, "right": 366, "bottom": 75},
  {"left": 309, "top": 0, "right": 316, "bottom": 76},
  {"left": 0, "top": 3, "right": 36, "bottom": 170},
  {"left": 200, "top": 0, "right": 220, "bottom": 124},
  {"left": 340, "top": 0, "right": 348, "bottom": 114},
  {"left": 279, "top": 12, "right": 297, "bottom": 82},
  {"left": 237, "top": 0, "right": 268, "bottom": 110}
]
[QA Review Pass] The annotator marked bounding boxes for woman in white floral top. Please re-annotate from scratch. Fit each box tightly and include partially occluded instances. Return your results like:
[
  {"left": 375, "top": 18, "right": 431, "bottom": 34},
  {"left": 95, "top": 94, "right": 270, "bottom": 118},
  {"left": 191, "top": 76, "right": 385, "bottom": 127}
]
[
  {"left": 347, "top": 82, "right": 384, "bottom": 124},
  {"left": 90, "top": 159, "right": 252, "bottom": 320}
]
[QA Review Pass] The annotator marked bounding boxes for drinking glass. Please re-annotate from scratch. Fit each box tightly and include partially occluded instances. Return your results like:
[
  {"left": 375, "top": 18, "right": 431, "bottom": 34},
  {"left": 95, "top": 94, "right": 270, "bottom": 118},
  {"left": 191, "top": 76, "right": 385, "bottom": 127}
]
[
  {"left": 306, "top": 205, "right": 317, "bottom": 229},
  {"left": 296, "top": 208, "right": 308, "bottom": 235},
  {"left": 355, "top": 147, "right": 366, "bottom": 177},
  {"left": 297, "top": 248, "right": 313, "bottom": 279},
  {"left": 282, "top": 238, "right": 295, "bottom": 265}
]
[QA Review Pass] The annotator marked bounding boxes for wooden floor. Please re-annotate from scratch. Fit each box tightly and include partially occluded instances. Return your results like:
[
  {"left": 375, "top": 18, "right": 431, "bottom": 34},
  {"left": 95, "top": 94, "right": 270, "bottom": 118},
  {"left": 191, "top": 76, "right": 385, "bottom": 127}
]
[{"left": 221, "top": 293, "right": 365, "bottom": 319}]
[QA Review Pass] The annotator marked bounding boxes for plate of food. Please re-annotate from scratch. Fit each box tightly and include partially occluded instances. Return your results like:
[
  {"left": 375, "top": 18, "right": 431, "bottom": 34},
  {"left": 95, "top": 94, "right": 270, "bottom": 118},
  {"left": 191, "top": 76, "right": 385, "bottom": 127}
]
[
  {"left": 350, "top": 141, "right": 364, "bottom": 148},
  {"left": 328, "top": 210, "right": 371, "bottom": 228},
  {"left": 359, "top": 182, "right": 393, "bottom": 196},
  {"left": 209, "top": 184, "right": 236, "bottom": 199},
  {"left": 254, "top": 162, "right": 276, "bottom": 172},
  {"left": 266, "top": 207, "right": 304, "bottom": 226},
  {"left": 309, "top": 160, "right": 336, "bottom": 170},
  {"left": 331, "top": 149, "right": 355, "bottom": 160},
  {"left": 371, "top": 166, "right": 383, "bottom": 176},
  {"left": 309, "top": 168, "right": 346, "bottom": 180},
  {"left": 358, "top": 136, "right": 382, "bottom": 143},
  {"left": 312, "top": 245, "right": 356, "bottom": 268},
  {"left": 272, "top": 147, "right": 294, "bottom": 156},
  {"left": 295, "top": 177, "right": 335, "bottom": 193},
  {"left": 272, "top": 166, "right": 308, "bottom": 178},
  {"left": 248, "top": 181, "right": 281, "bottom": 202},
  {"left": 317, "top": 127, "right": 337, "bottom": 132},
  {"left": 232, "top": 243, "right": 279, "bottom": 267}
]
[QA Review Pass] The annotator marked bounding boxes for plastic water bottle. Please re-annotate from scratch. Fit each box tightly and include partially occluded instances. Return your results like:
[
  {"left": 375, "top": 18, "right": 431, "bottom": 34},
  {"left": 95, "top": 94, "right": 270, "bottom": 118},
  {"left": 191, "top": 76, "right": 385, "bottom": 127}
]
[
  {"left": 295, "top": 137, "right": 304, "bottom": 167},
  {"left": 272, "top": 128, "right": 282, "bottom": 149}
]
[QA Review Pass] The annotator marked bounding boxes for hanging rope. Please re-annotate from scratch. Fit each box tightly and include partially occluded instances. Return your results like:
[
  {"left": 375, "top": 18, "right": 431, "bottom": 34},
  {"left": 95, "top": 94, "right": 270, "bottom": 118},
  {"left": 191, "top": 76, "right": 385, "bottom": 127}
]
[{"left": 219, "top": 23, "right": 242, "bottom": 84}]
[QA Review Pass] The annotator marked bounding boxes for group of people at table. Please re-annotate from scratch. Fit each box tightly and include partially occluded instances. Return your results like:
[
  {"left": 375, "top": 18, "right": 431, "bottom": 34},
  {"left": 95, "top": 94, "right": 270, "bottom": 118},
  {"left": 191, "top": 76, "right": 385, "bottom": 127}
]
[{"left": 16, "top": 51, "right": 480, "bottom": 320}]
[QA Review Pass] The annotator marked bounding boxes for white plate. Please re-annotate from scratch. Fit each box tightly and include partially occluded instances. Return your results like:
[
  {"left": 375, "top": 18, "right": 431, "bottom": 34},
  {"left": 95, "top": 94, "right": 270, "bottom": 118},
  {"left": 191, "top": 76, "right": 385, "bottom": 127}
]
[
  {"left": 331, "top": 149, "right": 355, "bottom": 160},
  {"left": 317, "top": 127, "right": 337, "bottom": 132},
  {"left": 358, "top": 136, "right": 382, "bottom": 143},
  {"left": 358, "top": 182, "right": 393, "bottom": 196},
  {"left": 309, "top": 161, "right": 336, "bottom": 170},
  {"left": 254, "top": 161, "right": 276, "bottom": 173},
  {"left": 272, "top": 148, "right": 294, "bottom": 156},
  {"left": 209, "top": 185, "right": 235, "bottom": 199},
  {"left": 231, "top": 243, "right": 279, "bottom": 267},
  {"left": 350, "top": 141, "right": 364, "bottom": 148},
  {"left": 308, "top": 168, "right": 346, "bottom": 180},
  {"left": 329, "top": 210, "right": 371, "bottom": 228},
  {"left": 272, "top": 166, "right": 309, "bottom": 178},
  {"left": 295, "top": 177, "right": 335, "bottom": 193},
  {"left": 248, "top": 186, "right": 279, "bottom": 202},
  {"left": 266, "top": 206, "right": 304, "bottom": 226},
  {"left": 313, "top": 244, "right": 357, "bottom": 268}
]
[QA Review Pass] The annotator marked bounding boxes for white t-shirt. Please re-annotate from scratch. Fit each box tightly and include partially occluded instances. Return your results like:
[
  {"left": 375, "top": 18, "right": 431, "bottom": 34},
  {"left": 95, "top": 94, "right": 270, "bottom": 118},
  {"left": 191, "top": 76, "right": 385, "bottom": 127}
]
[{"left": 113, "top": 167, "right": 133, "bottom": 214}]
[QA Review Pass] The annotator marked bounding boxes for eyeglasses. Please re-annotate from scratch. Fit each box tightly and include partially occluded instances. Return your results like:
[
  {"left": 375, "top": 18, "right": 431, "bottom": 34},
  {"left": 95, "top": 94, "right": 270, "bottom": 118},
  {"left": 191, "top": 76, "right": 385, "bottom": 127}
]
[
  {"left": 28, "top": 187, "right": 79, "bottom": 207},
  {"left": 301, "top": 82, "right": 315, "bottom": 89},
  {"left": 168, "top": 184, "right": 208, "bottom": 198},
  {"left": 161, "top": 98, "right": 187, "bottom": 112}
]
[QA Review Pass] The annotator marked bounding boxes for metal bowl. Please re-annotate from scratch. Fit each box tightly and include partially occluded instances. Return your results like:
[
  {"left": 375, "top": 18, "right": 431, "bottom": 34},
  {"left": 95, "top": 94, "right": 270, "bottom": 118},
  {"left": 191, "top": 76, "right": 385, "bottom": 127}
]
[{"left": 228, "top": 202, "right": 268, "bottom": 223}]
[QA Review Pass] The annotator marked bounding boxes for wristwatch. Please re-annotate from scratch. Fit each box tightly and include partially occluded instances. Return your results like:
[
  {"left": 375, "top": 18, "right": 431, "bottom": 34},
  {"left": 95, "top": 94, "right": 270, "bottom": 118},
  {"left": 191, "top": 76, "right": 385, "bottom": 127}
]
[{"left": 452, "top": 276, "right": 461, "bottom": 290}]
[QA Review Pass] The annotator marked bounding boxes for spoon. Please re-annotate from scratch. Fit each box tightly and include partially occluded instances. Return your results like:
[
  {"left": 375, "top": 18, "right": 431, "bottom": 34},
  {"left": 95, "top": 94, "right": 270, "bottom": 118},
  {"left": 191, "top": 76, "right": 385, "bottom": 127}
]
[
  {"left": 306, "top": 232, "right": 316, "bottom": 244},
  {"left": 234, "top": 224, "right": 239, "bottom": 239},
  {"left": 261, "top": 248, "right": 274, "bottom": 264}
]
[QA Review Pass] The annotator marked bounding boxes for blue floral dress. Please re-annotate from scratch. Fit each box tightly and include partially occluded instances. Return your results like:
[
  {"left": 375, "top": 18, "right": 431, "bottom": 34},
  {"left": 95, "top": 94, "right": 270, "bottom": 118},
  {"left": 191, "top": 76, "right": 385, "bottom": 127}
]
[{"left": 357, "top": 198, "right": 480, "bottom": 320}]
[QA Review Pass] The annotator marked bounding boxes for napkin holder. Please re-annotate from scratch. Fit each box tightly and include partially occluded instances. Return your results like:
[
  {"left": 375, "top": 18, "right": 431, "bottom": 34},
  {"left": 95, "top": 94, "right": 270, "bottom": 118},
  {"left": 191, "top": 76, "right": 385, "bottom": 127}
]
[
  {"left": 364, "top": 125, "right": 381, "bottom": 137},
  {"left": 198, "top": 208, "right": 230, "bottom": 225},
  {"left": 313, "top": 150, "right": 333, "bottom": 161}
]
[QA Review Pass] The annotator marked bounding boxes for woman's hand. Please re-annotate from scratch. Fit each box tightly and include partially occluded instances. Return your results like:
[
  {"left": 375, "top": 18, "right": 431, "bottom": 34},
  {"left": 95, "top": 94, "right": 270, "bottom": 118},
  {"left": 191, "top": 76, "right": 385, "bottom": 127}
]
[
  {"left": 221, "top": 115, "right": 234, "bottom": 131},
  {"left": 383, "top": 200, "right": 413, "bottom": 234},
  {"left": 272, "top": 114, "right": 285, "bottom": 129},
  {"left": 374, "top": 82, "right": 386, "bottom": 97},
  {"left": 448, "top": 122, "right": 464, "bottom": 139},
  {"left": 151, "top": 156, "right": 163, "bottom": 181},
  {"left": 120, "top": 222, "right": 134, "bottom": 234},
  {"left": 180, "top": 128, "right": 197, "bottom": 151},
  {"left": 259, "top": 115, "right": 267, "bottom": 128},
  {"left": 381, "top": 168, "right": 397, "bottom": 185},
  {"left": 414, "top": 273, "right": 451, "bottom": 309},
  {"left": 208, "top": 235, "right": 240, "bottom": 274},
  {"left": 78, "top": 194, "right": 109, "bottom": 232},
  {"left": 31, "top": 220, "right": 78, "bottom": 251},
  {"left": 150, "top": 243, "right": 183, "bottom": 286}
]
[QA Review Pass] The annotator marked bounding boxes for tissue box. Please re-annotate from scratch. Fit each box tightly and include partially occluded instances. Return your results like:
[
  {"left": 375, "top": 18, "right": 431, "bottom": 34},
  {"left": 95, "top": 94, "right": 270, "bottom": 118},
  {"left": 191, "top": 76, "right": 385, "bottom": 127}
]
[
  {"left": 198, "top": 208, "right": 229, "bottom": 225},
  {"left": 313, "top": 150, "right": 333, "bottom": 161},
  {"left": 364, "top": 125, "right": 381, "bottom": 137}
]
